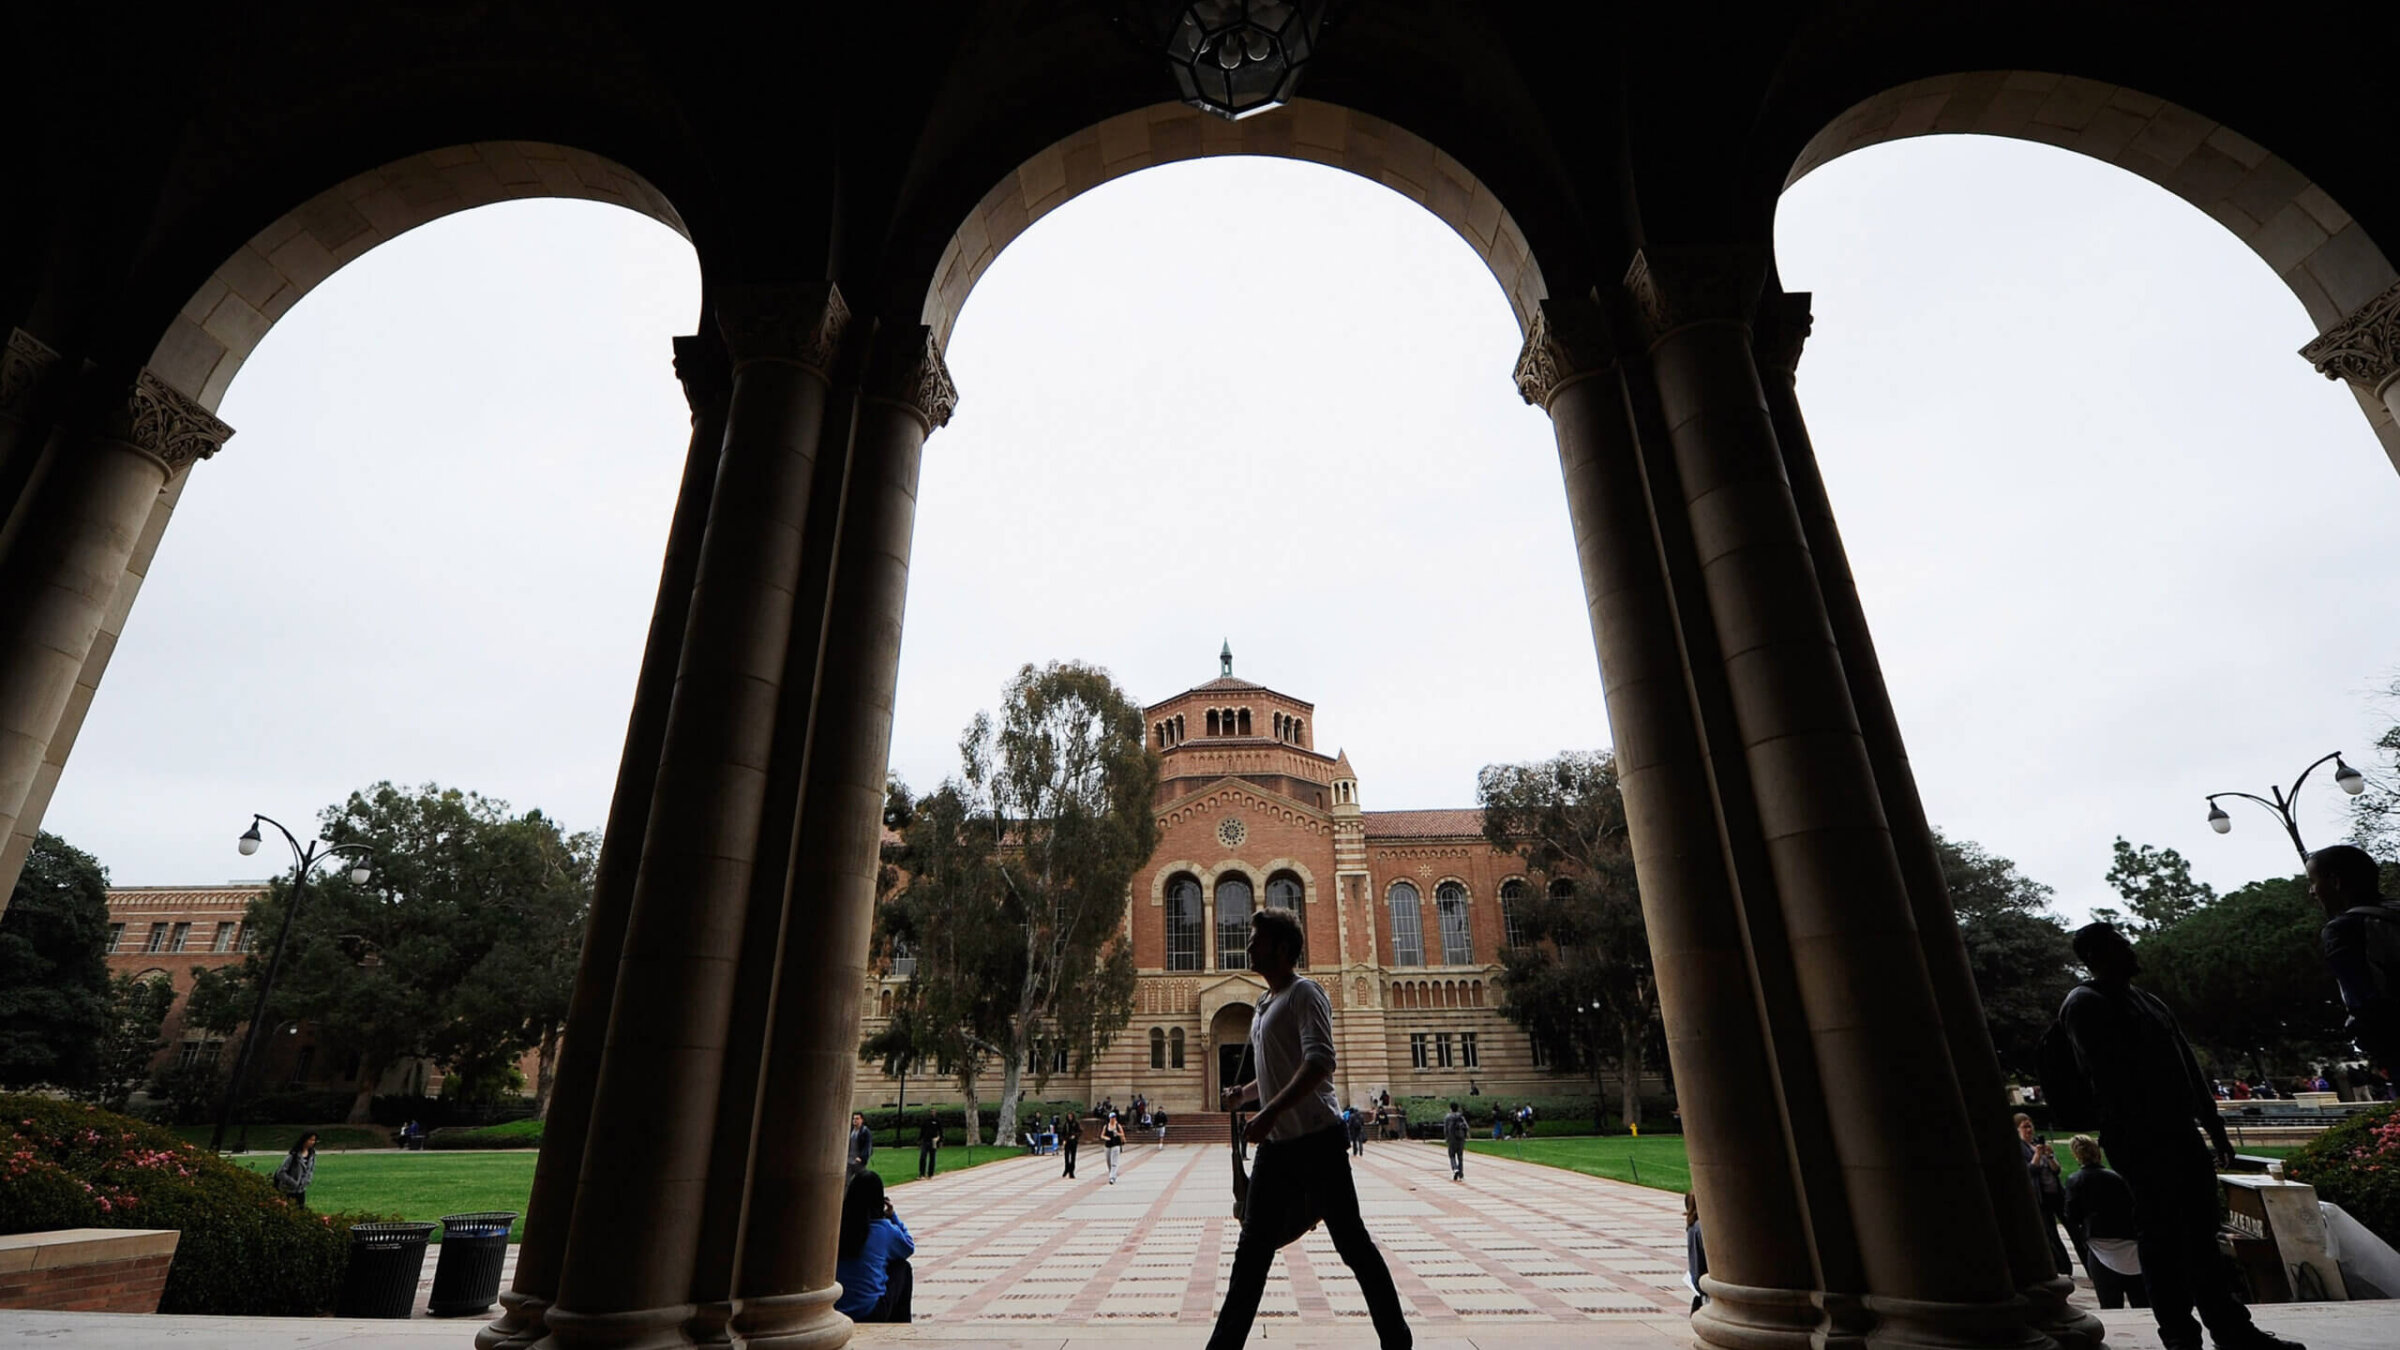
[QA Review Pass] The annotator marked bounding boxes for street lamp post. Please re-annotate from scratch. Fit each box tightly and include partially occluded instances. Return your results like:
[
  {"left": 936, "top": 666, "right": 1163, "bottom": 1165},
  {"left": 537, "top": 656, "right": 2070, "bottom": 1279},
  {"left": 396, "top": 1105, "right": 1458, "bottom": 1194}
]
[
  {"left": 2203, "top": 752, "right": 2367, "bottom": 866},
  {"left": 209, "top": 814, "right": 372, "bottom": 1153}
]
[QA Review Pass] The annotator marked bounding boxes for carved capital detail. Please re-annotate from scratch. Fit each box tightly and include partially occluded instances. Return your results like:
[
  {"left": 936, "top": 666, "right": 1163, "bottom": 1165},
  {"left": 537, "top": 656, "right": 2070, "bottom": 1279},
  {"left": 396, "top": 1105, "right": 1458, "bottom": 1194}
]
[
  {"left": 2300, "top": 279, "right": 2400, "bottom": 395},
  {"left": 671, "top": 332, "right": 731, "bottom": 418},
  {"left": 1752, "top": 290, "right": 1814, "bottom": 380},
  {"left": 865, "top": 326, "right": 958, "bottom": 431},
  {"left": 101, "top": 370, "right": 234, "bottom": 476},
  {"left": 1512, "top": 297, "right": 1616, "bottom": 409},
  {"left": 717, "top": 282, "right": 851, "bottom": 376},
  {"left": 1, "top": 328, "right": 63, "bottom": 416},
  {"left": 1623, "top": 246, "right": 1766, "bottom": 342}
]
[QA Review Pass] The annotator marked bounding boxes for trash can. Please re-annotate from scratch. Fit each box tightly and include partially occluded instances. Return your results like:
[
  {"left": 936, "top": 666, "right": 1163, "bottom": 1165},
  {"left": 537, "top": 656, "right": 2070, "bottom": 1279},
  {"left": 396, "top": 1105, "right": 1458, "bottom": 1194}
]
[
  {"left": 338, "top": 1221, "right": 436, "bottom": 1318},
  {"left": 428, "top": 1211, "right": 519, "bottom": 1317}
]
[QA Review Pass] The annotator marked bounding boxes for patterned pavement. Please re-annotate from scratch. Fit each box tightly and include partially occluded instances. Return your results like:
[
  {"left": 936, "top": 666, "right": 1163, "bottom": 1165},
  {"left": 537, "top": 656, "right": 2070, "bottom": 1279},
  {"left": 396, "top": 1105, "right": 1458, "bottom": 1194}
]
[{"left": 894, "top": 1141, "right": 1694, "bottom": 1328}]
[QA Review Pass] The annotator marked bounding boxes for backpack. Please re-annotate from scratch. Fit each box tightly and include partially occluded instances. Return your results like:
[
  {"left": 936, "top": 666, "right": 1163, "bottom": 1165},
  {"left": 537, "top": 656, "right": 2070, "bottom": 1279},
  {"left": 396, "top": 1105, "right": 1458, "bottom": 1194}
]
[{"left": 2036, "top": 1001, "right": 2101, "bottom": 1133}]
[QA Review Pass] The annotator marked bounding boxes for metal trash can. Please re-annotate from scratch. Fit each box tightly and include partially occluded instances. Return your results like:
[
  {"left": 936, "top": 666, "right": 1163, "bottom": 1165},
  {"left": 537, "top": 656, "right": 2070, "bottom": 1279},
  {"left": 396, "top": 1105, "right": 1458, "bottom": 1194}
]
[
  {"left": 338, "top": 1221, "right": 436, "bottom": 1318},
  {"left": 427, "top": 1211, "right": 518, "bottom": 1317}
]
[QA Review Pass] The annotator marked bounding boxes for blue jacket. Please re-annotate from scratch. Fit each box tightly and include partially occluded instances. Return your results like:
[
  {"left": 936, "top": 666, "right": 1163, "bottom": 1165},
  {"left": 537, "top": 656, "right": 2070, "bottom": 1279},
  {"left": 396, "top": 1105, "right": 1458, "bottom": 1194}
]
[{"left": 835, "top": 1217, "right": 914, "bottom": 1317}]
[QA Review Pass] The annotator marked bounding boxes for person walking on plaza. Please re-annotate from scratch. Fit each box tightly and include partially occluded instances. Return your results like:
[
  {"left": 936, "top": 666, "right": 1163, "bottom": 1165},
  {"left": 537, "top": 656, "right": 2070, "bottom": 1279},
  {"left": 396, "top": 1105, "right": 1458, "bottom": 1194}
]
[
  {"left": 2060, "top": 922, "right": 2303, "bottom": 1350},
  {"left": 917, "top": 1113, "right": 941, "bottom": 1179},
  {"left": 2064, "top": 1135, "right": 2149, "bottom": 1310},
  {"left": 271, "top": 1132, "right": 317, "bottom": 1209},
  {"left": 1153, "top": 1107, "right": 1169, "bottom": 1146},
  {"left": 1208, "top": 908, "right": 1411, "bottom": 1350},
  {"left": 848, "top": 1112, "right": 875, "bottom": 1182},
  {"left": 1346, "top": 1103, "right": 1367, "bottom": 1156},
  {"left": 1443, "top": 1102, "right": 1469, "bottom": 1181},
  {"left": 1102, "top": 1111, "right": 1126, "bottom": 1183},
  {"left": 1061, "top": 1108, "right": 1083, "bottom": 1179},
  {"left": 2308, "top": 844, "right": 2400, "bottom": 1070}
]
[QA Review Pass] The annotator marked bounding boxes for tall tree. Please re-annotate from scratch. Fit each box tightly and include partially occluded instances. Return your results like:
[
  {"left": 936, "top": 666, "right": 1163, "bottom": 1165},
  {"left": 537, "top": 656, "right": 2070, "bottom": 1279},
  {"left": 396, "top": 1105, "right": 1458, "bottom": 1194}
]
[
  {"left": 189, "top": 784, "right": 594, "bottom": 1122},
  {"left": 1931, "top": 829, "right": 2078, "bottom": 1076},
  {"left": 2096, "top": 837, "right": 2216, "bottom": 935},
  {"left": 2349, "top": 675, "right": 2400, "bottom": 864},
  {"left": 1478, "top": 750, "right": 1653, "bottom": 1130},
  {"left": 0, "top": 832, "right": 113, "bottom": 1090},
  {"left": 80, "top": 972, "right": 178, "bottom": 1111},
  {"left": 869, "top": 662, "right": 1156, "bottom": 1146},
  {"left": 2138, "top": 874, "right": 2347, "bottom": 1078}
]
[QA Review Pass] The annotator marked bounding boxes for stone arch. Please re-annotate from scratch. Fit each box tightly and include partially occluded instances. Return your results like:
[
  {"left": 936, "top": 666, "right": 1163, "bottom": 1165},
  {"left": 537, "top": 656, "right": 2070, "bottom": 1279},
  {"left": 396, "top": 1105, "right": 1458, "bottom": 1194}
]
[
  {"left": 1784, "top": 71, "right": 2400, "bottom": 455},
  {"left": 153, "top": 141, "right": 690, "bottom": 408},
  {"left": 921, "top": 100, "right": 1548, "bottom": 349}
]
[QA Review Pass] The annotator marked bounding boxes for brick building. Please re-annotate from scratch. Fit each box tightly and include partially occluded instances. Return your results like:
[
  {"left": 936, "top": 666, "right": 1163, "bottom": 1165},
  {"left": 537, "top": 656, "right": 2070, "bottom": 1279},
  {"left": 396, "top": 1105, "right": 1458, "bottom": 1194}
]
[{"left": 859, "top": 648, "right": 1580, "bottom": 1115}]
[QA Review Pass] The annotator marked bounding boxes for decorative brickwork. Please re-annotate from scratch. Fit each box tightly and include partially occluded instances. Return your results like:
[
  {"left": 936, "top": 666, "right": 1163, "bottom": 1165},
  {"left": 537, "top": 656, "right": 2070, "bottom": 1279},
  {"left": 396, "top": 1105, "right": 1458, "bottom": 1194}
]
[{"left": 0, "top": 1230, "right": 179, "bottom": 1314}]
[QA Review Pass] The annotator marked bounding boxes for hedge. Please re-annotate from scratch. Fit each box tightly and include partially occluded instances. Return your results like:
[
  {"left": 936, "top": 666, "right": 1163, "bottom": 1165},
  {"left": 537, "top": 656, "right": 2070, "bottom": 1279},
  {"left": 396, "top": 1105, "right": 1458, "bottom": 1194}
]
[
  {"left": 851, "top": 1100, "right": 1088, "bottom": 1146},
  {"left": 2283, "top": 1102, "right": 2400, "bottom": 1247},
  {"left": 1384, "top": 1093, "right": 1677, "bottom": 1139},
  {"left": 428, "top": 1117, "right": 545, "bottom": 1149},
  {"left": 0, "top": 1093, "right": 388, "bottom": 1315}
]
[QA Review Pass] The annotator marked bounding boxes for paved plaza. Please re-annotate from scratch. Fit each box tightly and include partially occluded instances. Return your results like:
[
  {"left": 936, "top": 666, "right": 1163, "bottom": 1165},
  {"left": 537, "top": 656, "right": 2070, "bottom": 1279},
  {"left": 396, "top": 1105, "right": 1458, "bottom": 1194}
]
[{"left": 1, "top": 1144, "right": 2392, "bottom": 1347}]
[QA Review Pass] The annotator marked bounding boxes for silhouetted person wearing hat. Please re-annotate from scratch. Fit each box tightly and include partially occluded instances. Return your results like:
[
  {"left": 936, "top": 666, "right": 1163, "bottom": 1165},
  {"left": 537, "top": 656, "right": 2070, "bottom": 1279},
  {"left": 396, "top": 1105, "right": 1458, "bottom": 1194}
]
[
  {"left": 2307, "top": 844, "right": 2400, "bottom": 1071},
  {"left": 2061, "top": 922, "right": 2301, "bottom": 1350}
]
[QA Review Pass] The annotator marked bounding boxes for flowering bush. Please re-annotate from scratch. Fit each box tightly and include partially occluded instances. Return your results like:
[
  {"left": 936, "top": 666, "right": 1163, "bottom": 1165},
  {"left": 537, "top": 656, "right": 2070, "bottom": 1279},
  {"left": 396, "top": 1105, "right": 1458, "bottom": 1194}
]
[
  {"left": 0, "top": 1093, "right": 384, "bottom": 1314},
  {"left": 2284, "top": 1102, "right": 2400, "bottom": 1247}
]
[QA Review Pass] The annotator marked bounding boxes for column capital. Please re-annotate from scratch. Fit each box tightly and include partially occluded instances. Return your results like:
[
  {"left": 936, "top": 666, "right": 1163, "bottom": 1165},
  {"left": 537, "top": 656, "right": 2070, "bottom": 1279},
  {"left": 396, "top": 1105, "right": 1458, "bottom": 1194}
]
[
  {"left": 671, "top": 332, "right": 731, "bottom": 417},
  {"left": 2300, "top": 278, "right": 2400, "bottom": 396},
  {"left": 717, "top": 282, "right": 851, "bottom": 377},
  {"left": 0, "top": 328, "right": 63, "bottom": 418},
  {"left": 100, "top": 370, "right": 233, "bottom": 476},
  {"left": 1623, "top": 245, "right": 1766, "bottom": 343},
  {"left": 1512, "top": 296, "right": 1615, "bottom": 409},
  {"left": 1752, "top": 291, "right": 1813, "bottom": 381},
  {"left": 865, "top": 325, "right": 958, "bottom": 431}
]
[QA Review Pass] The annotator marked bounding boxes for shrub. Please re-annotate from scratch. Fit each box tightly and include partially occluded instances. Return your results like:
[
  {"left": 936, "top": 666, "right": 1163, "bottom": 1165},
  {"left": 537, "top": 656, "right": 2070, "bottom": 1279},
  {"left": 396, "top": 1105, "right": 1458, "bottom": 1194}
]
[
  {"left": 2284, "top": 1103, "right": 2400, "bottom": 1247},
  {"left": 242, "top": 1089, "right": 356, "bottom": 1124},
  {"left": 0, "top": 1093, "right": 388, "bottom": 1314},
  {"left": 1384, "top": 1094, "right": 1670, "bottom": 1138},
  {"left": 428, "top": 1117, "right": 545, "bottom": 1149}
]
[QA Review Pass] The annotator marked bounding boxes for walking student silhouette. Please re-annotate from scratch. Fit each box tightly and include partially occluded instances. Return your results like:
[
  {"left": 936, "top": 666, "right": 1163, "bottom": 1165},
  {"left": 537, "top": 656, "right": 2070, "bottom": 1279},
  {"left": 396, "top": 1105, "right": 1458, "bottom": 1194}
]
[
  {"left": 2059, "top": 922, "right": 2302, "bottom": 1350},
  {"left": 2308, "top": 844, "right": 2400, "bottom": 1070},
  {"left": 1207, "top": 907, "right": 1411, "bottom": 1350},
  {"left": 1060, "top": 1108, "right": 1082, "bottom": 1179}
]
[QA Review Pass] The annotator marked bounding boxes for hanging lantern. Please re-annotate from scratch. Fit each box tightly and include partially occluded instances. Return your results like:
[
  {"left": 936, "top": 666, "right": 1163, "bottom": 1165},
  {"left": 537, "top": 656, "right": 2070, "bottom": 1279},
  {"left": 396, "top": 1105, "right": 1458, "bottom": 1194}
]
[{"left": 1164, "top": 0, "right": 1328, "bottom": 121}]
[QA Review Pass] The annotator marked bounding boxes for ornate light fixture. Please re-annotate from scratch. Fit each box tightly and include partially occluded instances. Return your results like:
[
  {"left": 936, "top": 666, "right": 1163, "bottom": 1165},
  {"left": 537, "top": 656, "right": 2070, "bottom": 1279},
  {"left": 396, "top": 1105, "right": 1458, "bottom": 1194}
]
[{"left": 1164, "top": 0, "right": 1327, "bottom": 121}]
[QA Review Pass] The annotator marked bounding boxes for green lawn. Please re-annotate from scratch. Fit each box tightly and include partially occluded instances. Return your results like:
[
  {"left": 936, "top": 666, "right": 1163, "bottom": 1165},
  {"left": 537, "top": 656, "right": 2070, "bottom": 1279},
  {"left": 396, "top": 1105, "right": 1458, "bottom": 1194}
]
[
  {"left": 225, "top": 1137, "right": 1011, "bottom": 1241},
  {"left": 1460, "top": 1135, "right": 1693, "bottom": 1192}
]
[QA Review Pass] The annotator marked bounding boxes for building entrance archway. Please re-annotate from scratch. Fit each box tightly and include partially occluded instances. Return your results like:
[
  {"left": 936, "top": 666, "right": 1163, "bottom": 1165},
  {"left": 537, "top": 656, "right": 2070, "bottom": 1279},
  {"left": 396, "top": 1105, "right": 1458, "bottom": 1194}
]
[{"left": 1209, "top": 1000, "right": 1254, "bottom": 1106}]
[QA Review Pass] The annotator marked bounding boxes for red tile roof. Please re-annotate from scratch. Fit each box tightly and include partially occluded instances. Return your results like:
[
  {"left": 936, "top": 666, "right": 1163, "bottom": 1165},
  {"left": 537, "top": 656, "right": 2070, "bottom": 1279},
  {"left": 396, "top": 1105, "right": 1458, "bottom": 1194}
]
[{"left": 1362, "top": 808, "right": 1486, "bottom": 839}]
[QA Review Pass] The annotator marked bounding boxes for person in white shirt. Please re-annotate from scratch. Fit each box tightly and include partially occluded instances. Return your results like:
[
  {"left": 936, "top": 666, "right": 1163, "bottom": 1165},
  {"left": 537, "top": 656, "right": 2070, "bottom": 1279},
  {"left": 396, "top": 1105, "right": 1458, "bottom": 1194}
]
[{"left": 1207, "top": 908, "right": 1411, "bottom": 1350}]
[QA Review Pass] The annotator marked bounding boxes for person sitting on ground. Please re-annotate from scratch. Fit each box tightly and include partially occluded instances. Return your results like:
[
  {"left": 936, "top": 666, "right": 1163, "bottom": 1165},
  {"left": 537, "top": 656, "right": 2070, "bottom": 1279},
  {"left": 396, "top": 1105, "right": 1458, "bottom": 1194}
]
[
  {"left": 2308, "top": 844, "right": 2400, "bottom": 1071},
  {"left": 835, "top": 1171, "right": 914, "bottom": 1324},
  {"left": 2060, "top": 921, "right": 2302, "bottom": 1350},
  {"left": 2063, "top": 1135, "right": 2148, "bottom": 1310}
]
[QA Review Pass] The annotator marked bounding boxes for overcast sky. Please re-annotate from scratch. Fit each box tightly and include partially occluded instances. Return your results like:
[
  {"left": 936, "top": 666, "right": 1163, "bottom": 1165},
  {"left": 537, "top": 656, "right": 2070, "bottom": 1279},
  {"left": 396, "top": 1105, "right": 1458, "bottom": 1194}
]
[{"left": 43, "top": 135, "right": 2400, "bottom": 920}]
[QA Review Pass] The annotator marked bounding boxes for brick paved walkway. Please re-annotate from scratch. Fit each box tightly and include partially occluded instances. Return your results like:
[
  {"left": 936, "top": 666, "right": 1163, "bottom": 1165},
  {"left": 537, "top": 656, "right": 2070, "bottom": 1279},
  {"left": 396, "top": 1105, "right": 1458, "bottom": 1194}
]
[{"left": 896, "top": 1141, "right": 1693, "bottom": 1328}]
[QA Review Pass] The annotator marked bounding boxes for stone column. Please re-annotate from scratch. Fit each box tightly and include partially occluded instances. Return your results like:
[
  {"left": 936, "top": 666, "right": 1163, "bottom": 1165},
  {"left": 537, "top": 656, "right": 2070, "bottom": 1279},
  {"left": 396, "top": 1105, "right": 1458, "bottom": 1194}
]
[
  {"left": 0, "top": 329, "right": 67, "bottom": 552},
  {"left": 0, "top": 370, "right": 229, "bottom": 905},
  {"left": 1753, "top": 294, "right": 2101, "bottom": 1350},
  {"left": 482, "top": 333, "right": 733, "bottom": 1350},
  {"left": 541, "top": 284, "right": 848, "bottom": 1350},
  {"left": 730, "top": 321, "right": 951, "bottom": 1349},
  {"left": 2301, "top": 278, "right": 2400, "bottom": 441},
  {"left": 1625, "top": 248, "right": 2039, "bottom": 1347},
  {"left": 1518, "top": 295, "right": 1822, "bottom": 1350}
]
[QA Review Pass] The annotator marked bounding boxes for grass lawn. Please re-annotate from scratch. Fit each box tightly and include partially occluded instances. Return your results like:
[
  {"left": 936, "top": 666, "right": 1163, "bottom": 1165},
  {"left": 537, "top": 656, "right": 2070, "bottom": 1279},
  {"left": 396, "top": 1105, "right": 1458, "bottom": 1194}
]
[
  {"left": 1460, "top": 1134, "right": 1692, "bottom": 1192},
  {"left": 224, "top": 1138, "right": 1012, "bottom": 1242}
]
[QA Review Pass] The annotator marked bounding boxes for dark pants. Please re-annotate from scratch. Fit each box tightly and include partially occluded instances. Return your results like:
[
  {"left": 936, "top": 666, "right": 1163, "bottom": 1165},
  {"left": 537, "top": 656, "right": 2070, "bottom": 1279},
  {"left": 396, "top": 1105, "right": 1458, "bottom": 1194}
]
[
  {"left": 1062, "top": 1136, "right": 1079, "bottom": 1178},
  {"left": 859, "top": 1258, "right": 912, "bottom": 1324},
  {"left": 918, "top": 1143, "right": 937, "bottom": 1178},
  {"left": 2104, "top": 1128, "right": 2255, "bottom": 1349},
  {"left": 2086, "top": 1251, "right": 2149, "bottom": 1310},
  {"left": 1446, "top": 1139, "right": 1464, "bottom": 1179},
  {"left": 1208, "top": 1125, "right": 1410, "bottom": 1350},
  {"left": 2038, "top": 1190, "right": 2073, "bottom": 1274}
]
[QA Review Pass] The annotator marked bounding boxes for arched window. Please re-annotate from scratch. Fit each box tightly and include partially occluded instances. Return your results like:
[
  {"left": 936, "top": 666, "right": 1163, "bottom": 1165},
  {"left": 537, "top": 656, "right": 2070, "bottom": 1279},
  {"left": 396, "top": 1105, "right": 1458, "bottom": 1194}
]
[
  {"left": 1174, "top": 714, "right": 1184, "bottom": 742},
  {"left": 1293, "top": 718, "right": 1303, "bottom": 744},
  {"left": 1216, "top": 873, "right": 1254, "bottom": 969},
  {"left": 1436, "top": 881, "right": 1472, "bottom": 965},
  {"left": 1550, "top": 876, "right": 1576, "bottom": 902},
  {"left": 878, "top": 989, "right": 892, "bottom": 1018},
  {"left": 1388, "top": 881, "right": 1424, "bottom": 966},
  {"left": 1237, "top": 708, "right": 1251, "bottom": 735},
  {"left": 1265, "top": 871, "right": 1305, "bottom": 967},
  {"left": 1472, "top": 980, "right": 1484, "bottom": 1007},
  {"left": 1207, "top": 709, "right": 1220, "bottom": 736},
  {"left": 1165, "top": 873, "right": 1202, "bottom": 972},
  {"left": 1169, "top": 1027, "right": 1186, "bottom": 1069},
  {"left": 1150, "top": 1027, "right": 1166, "bottom": 1069},
  {"left": 1499, "top": 879, "right": 1528, "bottom": 951}
]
